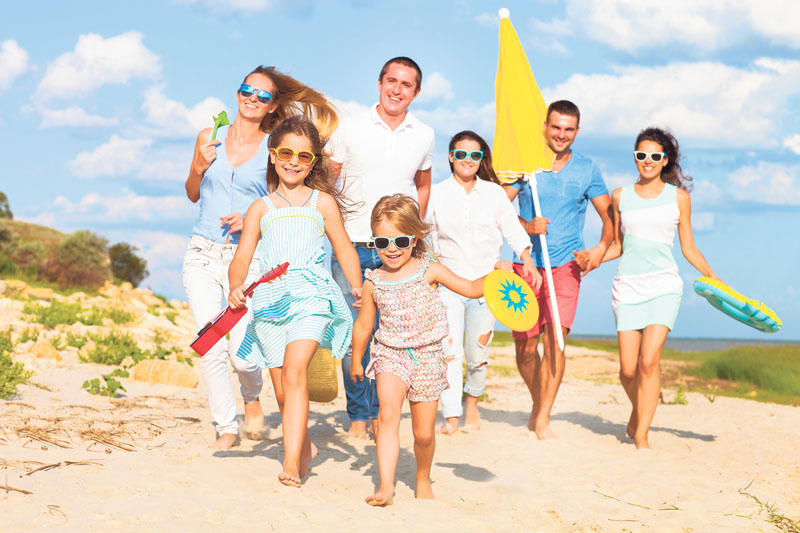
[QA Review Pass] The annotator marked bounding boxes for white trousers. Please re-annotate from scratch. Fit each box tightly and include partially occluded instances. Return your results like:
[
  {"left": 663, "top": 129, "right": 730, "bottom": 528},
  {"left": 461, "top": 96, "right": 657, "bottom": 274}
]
[{"left": 182, "top": 235, "right": 263, "bottom": 436}]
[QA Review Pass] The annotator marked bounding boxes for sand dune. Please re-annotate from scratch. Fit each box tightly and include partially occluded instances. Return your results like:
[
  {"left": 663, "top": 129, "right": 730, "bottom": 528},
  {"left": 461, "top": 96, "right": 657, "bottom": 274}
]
[{"left": 2, "top": 344, "right": 798, "bottom": 532}]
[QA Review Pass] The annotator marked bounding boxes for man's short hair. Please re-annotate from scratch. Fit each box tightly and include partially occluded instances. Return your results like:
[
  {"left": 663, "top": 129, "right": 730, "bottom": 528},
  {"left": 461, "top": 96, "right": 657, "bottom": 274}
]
[
  {"left": 379, "top": 57, "right": 422, "bottom": 92},
  {"left": 547, "top": 100, "right": 580, "bottom": 125}
]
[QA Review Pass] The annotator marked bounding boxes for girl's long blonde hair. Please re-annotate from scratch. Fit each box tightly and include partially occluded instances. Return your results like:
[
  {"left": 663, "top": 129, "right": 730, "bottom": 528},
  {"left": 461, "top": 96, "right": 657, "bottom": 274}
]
[
  {"left": 370, "top": 194, "right": 431, "bottom": 259},
  {"left": 244, "top": 66, "right": 338, "bottom": 138}
]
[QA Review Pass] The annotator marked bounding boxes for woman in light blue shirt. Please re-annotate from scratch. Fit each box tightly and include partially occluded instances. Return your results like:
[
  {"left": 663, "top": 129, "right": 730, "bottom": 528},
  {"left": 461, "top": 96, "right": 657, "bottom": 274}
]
[{"left": 183, "top": 66, "right": 337, "bottom": 450}]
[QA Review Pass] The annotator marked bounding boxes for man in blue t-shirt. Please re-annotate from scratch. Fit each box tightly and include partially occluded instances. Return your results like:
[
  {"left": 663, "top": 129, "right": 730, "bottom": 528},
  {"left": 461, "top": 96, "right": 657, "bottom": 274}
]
[{"left": 505, "top": 100, "right": 613, "bottom": 440}]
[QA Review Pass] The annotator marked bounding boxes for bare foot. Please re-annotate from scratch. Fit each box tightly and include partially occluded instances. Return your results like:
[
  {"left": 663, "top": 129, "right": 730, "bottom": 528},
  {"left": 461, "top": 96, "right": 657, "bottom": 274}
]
[
  {"left": 209, "top": 433, "right": 237, "bottom": 450},
  {"left": 462, "top": 423, "right": 481, "bottom": 431},
  {"left": 244, "top": 399, "right": 265, "bottom": 439},
  {"left": 299, "top": 442, "right": 318, "bottom": 478},
  {"left": 415, "top": 477, "right": 434, "bottom": 499},
  {"left": 368, "top": 418, "right": 378, "bottom": 438},
  {"left": 634, "top": 434, "right": 651, "bottom": 449},
  {"left": 439, "top": 419, "right": 459, "bottom": 435},
  {"left": 278, "top": 467, "right": 302, "bottom": 488},
  {"left": 626, "top": 410, "right": 637, "bottom": 439},
  {"left": 348, "top": 420, "right": 368, "bottom": 439},
  {"left": 365, "top": 487, "right": 394, "bottom": 507},
  {"left": 534, "top": 424, "right": 557, "bottom": 440},
  {"left": 527, "top": 411, "right": 536, "bottom": 431}
]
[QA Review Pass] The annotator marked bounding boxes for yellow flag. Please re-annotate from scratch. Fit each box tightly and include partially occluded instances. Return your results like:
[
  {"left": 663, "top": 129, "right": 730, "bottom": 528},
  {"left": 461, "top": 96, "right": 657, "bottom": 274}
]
[{"left": 492, "top": 10, "right": 554, "bottom": 183}]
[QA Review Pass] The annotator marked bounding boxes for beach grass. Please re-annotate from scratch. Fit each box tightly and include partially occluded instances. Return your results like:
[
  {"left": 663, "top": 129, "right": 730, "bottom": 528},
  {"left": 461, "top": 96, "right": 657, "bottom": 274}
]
[{"left": 490, "top": 333, "right": 800, "bottom": 406}]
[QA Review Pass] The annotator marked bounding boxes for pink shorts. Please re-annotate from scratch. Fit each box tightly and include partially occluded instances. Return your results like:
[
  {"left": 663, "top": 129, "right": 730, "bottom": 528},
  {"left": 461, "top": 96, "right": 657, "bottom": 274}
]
[
  {"left": 512, "top": 261, "right": 582, "bottom": 340},
  {"left": 365, "top": 342, "right": 448, "bottom": 403}
]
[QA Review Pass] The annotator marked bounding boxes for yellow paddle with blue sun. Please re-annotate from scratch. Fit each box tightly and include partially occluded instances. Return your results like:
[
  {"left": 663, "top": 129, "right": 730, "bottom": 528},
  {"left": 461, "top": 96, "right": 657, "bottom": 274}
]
[{"left": 484, "top": 270, "right": 539, "bottom": 332}]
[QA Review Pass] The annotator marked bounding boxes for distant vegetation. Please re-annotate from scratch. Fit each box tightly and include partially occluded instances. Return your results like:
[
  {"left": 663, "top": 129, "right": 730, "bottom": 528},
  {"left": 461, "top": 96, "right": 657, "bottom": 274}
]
[
  {"left": 0, "top": 197, "right": 149, "bottom": 290},
  {"left": 492, "top": 333, "right": 800, "bottom": 406},
  {"left": 0, "top": 329, "right": 32, "bottom": 399}
]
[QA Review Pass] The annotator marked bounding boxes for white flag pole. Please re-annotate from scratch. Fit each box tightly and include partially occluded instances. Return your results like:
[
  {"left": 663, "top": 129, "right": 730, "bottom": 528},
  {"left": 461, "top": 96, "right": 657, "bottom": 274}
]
[{"left": 527, "top": 172, "right": 565, "bottom": 351}]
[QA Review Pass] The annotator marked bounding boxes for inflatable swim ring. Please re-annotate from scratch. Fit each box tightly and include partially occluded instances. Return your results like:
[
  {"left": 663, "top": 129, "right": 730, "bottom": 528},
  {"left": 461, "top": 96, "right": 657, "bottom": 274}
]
[{"left": 693, "top": 277, "right": 782, "bottom": 334}]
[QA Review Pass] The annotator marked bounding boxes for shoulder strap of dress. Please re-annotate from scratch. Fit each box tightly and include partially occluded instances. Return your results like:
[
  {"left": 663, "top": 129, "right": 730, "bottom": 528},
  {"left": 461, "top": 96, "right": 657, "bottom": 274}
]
[
  {"left": 419, "top": 252, "right": 433, "bottom": 272},
  {"left": 309, "top": 188, "right": 319, "bottom": 208},
  {"left": 364, "top": 268, "right": 379, "bottom": 283},
  {"left": 262, "top": 195, "right": 275, "bottom": 210}
]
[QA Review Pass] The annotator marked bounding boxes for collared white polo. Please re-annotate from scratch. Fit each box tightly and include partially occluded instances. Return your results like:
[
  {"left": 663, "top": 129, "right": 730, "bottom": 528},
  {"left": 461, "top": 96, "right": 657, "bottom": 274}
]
[
  {"left": 329, "top": 104, "right": 434, "bottom": 242},
  {"left": 427, "top": 176, "right": 532, "bottom": 279}
]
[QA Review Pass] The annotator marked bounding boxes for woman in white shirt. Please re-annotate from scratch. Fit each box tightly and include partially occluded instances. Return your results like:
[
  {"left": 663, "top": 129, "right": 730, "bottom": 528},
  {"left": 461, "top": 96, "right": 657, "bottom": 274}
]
[{"left": 427, "top": 130, "right": 541, "bottom": 434}]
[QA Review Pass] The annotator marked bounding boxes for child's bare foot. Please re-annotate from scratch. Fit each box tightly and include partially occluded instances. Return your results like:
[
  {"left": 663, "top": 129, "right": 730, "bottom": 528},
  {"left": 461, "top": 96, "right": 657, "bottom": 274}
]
[
  {"left": 439, "top": 419, "right": 459, "bottom": 435},
  {"left": 365, "top": 487, "right": 394, "bottom": 506},
  {"left": 278, "top": 467, "right": 302, "bottom": 488},
  {"left": 415, "top": 477, "right": 434, "bottom": 499},
  {"left": 348, "top": 420, "right": 368, "bottom": 439},
  {"left": 534, "top": 424, "right": 557, "bottom": 440},
  {"left": 299, "top": 442, "right": 318, "bottom": 478},
  {"left": 209, "top": 433, "right": 237, "bottom": 450},
  {"left": 626, "top": 411, "right": 637, "bottom": 439},
  {"left": 244, "top": 399, "right": 265, "bottom": 439}
]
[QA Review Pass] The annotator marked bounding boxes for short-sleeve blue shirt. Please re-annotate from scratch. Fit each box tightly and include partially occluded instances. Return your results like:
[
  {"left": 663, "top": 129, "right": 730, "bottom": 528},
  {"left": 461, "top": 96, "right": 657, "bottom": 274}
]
[{"left": 511, "top": 151, "right": 608, "bottom": 268}]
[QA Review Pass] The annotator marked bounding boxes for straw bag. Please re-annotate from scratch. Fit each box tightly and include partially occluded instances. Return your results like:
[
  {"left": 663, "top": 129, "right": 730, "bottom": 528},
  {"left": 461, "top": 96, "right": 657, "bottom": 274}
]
[{"left": 307, "top": 348, "right": 338, "bottom": 402}]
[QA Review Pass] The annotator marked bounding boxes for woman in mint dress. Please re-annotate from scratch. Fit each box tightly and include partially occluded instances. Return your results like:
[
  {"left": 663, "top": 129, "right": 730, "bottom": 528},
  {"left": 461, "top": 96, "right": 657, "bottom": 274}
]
[{"left": 603, "top": 127, "right": 720, "bottom": 449}]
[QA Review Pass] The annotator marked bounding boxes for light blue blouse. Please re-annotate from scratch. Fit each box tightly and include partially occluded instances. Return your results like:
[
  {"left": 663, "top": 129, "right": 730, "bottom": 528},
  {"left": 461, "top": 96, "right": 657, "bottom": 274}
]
[{"left": 190, "top": 125, "right": 270, "bottom": 244}]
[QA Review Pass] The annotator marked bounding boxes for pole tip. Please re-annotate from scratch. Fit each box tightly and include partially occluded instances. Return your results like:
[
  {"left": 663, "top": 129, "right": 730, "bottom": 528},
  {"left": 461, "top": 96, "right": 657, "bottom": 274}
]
[{"left": 498, "top": 8, "right": 510, "bottom": 19}]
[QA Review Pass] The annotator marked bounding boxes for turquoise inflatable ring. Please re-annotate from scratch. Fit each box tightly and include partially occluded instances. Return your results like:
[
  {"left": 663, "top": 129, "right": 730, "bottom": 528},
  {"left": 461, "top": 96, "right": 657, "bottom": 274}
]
[{"left": 693, "top": 277, "right": 782, "bottom": 334}]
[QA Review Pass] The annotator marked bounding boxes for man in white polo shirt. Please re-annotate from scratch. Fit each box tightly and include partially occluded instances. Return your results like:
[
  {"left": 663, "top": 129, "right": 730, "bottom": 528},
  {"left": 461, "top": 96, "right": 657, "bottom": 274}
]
[{"left": 329, "top": 56, "right": 435, "bottom": 438}]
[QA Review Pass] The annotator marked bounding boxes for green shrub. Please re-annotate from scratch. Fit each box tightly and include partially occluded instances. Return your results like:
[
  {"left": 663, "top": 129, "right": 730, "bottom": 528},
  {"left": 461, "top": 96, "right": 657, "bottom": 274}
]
[
  {"left": 46, "top": 230, "right": 109, "bottom": 288},
  {"left": 163, "top": 310, "right": 178, "bottom": 325},
  {"left": 23, "top": 300, "right": 103, "bottom": 328},
  {"left": 109, "top": 242, "right": 149, "bottom": 287},
  {"left": 18, "top": 327, "right": 39, "bottom": 343},
  {"left": 84, "top": 331, "right": 144, "bottom": 365},
  {"left": 65, "top": 332, "right": 88, "bottom": 349},
  {"left": 82, "top": 375, "right": 126, "bottom": 397},
  {"left": 105, "top": 307, "right": 136, "bottom": 325},
  {"left": 688, "top": 346, "right": 800, "bottom": 396},
  {"left": 0, "top": 191, "right": 12, "bottom": 220},
  {"left": 0, "top": 329, "right": 32, "bottom": 399},
  {"left": 0, "top": 252, "right": 17, "bottom": 276}
]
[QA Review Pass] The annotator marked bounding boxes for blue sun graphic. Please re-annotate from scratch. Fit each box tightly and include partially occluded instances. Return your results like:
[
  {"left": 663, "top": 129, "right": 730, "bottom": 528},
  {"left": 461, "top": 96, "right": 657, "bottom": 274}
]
[{"left": 498, "top": 279, "right": 529, "bottom": 314}]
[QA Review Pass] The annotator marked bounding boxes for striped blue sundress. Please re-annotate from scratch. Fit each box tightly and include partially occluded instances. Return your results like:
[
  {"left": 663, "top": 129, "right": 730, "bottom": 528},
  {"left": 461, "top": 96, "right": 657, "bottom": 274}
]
[{"left": 237, "top": 189, "right": 353, "bottom": 368}]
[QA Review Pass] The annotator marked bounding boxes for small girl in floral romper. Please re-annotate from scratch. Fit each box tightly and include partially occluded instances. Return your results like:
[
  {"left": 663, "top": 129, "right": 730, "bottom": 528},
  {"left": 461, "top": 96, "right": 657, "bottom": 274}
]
[{"left": 350, "top": 194, "right": 490, "bottom": 507}]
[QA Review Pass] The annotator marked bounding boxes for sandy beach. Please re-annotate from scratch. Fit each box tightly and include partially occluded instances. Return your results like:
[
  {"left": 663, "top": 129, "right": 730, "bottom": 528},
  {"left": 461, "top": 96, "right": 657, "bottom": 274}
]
[{"left": 3, "top": 330, "right": 799, "bottom": 533}]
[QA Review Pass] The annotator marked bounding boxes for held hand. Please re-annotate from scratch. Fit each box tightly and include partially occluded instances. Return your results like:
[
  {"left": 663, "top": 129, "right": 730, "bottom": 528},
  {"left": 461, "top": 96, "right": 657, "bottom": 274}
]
[
  {"left": 220, "top": 212, "right": 244, "bottom": 233},
  {"left": 228, "top": 285, "right": 246, "bottom": 309},
  {"left": 197, "top": 140, "right": 221, "bottom": 173},
  {"left": 525, "top": 217, "right": 550, "bottom": 235},
  {"left": 351, "top": 287, "right": 363, "bottom": 310},
  {"left": 350, "top": 362, "right": 364, "bottom": 383},
  {"left": 573, "top": 246, "right": 604, "bottom": 277},
  {"left": 494, "top": 260, "right": 513, "bottom": 272}
]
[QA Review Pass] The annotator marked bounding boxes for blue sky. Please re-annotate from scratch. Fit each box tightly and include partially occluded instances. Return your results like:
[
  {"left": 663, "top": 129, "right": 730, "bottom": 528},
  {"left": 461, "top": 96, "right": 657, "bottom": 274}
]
[{"left": 1, "top": 0, "right": 798, "bottom": 340}]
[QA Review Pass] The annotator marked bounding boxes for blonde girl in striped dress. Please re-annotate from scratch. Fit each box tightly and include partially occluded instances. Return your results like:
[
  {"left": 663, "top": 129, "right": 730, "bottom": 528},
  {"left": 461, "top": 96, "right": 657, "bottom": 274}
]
[
  {"left": 228, "top": 117, "right": 362, "bottom": 487},
  {"left": 602, "top": 127, "right": 719, "bottom": 449}
]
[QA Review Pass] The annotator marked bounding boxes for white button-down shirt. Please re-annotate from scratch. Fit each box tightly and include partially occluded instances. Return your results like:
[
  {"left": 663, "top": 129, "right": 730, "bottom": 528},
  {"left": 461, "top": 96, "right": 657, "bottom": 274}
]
[
  {"left": 427, "top": 176, "right": 532, "bottom": 279},
  {"left": 329, "top": 104, "right": 435, "bottom": 242}
]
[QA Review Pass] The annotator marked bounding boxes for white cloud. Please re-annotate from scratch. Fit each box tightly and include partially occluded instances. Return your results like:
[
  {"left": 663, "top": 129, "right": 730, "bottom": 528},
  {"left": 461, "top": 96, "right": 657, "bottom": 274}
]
[
  {"left": 542, "top": 0, "right": 800, "bottom": 53},
  {"left": 0, "top": 39, "right": 28, "bottom": 91},
  {"left": 142, "top": 86, "right": 227, "bottom": 138},
  {"left": 175, "top": 0, "right": 276, "bottom": 12},
  {"left": 474, "top": 12, "right": 499, "bottom": 29},
  {"left": 35, "top": 106, "right": 119, "bottom": 129},
  {"left": 67, "top": 134, "right": 189, "bottom": 181},
  {"left": 50, "top": 190, "right": 194, "bottom": 222},
  {"left": 691, "top": 212, "right": 715, "bottom": 232},
  {"left": 36, "top": 32, "right": 160, "bottom": 99},
  {"left": 416, "top": 72, "right": 454, "bottom": 105},
  {"left": 414, "top": 101, "right": 496, "bottom": 141},
  {"left": 784, "top": 134, "right": 800, "bottom": 155},
  {"left": 67, "top": 135, "right": 153, "bottom": 179},
  {"left": 543, "top": 58, "right": 800, "bottom": 145},
  {"left": 728, "top": 162, "right": 800, "bottom": 205}
]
